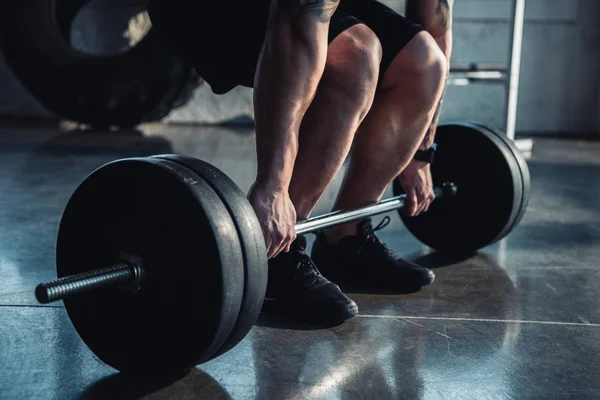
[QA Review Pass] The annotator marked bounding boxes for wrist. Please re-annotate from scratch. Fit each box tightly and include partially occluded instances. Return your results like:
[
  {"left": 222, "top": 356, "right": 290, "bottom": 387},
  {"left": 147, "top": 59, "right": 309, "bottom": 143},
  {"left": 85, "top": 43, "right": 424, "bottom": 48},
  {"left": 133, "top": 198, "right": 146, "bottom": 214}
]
[
  {"left": 407, "top": 158, "right": 429, "bottom": 167},
  {"left": 253, "top": 175, "right": 290, "bottom": 193},
  {"left": 414, "top": 143, "right": 437, "bottom": 164}
]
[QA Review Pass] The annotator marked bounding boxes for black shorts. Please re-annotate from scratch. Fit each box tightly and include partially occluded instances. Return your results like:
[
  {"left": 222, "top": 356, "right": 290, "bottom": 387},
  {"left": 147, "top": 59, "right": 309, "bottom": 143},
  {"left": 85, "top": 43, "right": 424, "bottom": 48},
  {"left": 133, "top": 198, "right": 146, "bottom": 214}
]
[{"left": 148, "top": 0, "right": 424, "bottom": 94}]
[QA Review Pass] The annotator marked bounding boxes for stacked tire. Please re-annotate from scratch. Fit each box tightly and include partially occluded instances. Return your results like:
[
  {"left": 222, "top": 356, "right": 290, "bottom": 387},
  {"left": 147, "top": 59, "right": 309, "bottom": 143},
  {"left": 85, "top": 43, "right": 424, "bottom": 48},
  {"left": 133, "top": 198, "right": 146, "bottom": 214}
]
[{"left": 0, "top": 0, "right": 202, "bottom": 128}]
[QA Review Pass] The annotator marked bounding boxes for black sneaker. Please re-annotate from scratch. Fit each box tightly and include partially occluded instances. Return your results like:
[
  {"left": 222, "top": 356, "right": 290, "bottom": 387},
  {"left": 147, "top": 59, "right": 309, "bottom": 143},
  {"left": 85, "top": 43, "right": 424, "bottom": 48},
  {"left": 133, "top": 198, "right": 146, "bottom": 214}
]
[
  {"left": 263, "top": 235, "right": 358, "bottom": 325},
  {"left": 311, "top": 217, "right": 435, "bottom": 291}
]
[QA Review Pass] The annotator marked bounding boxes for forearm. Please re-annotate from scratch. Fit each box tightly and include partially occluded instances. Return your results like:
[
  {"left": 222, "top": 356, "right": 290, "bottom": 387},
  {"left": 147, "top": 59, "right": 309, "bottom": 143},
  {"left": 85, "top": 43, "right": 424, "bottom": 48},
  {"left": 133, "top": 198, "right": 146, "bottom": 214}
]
[{"left": 253, "top": 1, "right": 337, "bottom": 190}]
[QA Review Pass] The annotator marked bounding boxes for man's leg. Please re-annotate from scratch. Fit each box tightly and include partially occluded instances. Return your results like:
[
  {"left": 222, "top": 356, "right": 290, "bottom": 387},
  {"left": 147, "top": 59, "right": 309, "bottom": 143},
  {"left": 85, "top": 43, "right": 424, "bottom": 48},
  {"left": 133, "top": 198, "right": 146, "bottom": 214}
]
[
  {"left": 406, "top": 0, "right": 455, "bottom": 164},
  {"left": 289, "top": 23, "right": 382, "bottom": 220},
  {"left": 310, "top": 29, "right": 447, "bottom": 291},
  {"left": 320, "top": 0, "right": 455, "bottom": 242},
  {"left": 264, "top": 22, "right": 383, "bottom": 324},
  {"left": 325, "top": 31, "right": 447, "bottom": 241}
]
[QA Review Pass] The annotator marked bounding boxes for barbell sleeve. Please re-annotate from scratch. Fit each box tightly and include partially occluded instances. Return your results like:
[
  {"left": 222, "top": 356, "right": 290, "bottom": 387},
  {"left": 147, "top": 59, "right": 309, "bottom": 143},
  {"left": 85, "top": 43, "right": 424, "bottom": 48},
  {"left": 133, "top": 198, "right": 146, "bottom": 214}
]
[
  {"left": 35, "top": 261, "right": 143, "bottom": 304},
  {"left": 295, "top": 182, "right": 457, "bottom": 235}
]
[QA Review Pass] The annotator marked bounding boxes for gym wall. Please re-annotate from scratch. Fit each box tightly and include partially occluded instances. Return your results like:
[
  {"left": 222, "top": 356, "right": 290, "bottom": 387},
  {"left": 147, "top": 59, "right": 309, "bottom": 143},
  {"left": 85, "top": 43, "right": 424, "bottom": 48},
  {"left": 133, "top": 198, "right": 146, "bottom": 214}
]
[{"left": 0, "top": 0, "right": 598, "bottom": 136}]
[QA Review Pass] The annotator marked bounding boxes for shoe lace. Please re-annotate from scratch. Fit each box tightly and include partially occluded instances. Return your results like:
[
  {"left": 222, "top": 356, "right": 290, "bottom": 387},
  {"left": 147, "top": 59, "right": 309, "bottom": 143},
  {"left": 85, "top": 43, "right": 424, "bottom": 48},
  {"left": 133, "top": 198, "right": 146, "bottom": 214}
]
[
  {"left": 359, "top": 216, "right": 395, "bottom": 257},
  {"left": 291, "top": 251, "right": 322, "bottom": 287},
  {"left": 369, "top": 216, "right": 392, "bottom": 234}
]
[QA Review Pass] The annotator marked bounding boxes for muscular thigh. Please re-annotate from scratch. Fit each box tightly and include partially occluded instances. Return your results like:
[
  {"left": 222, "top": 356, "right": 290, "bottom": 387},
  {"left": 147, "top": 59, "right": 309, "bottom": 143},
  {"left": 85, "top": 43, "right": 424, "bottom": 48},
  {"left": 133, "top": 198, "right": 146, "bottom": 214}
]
[{"left": 336, "top": 0, "right": 425, "bottom": 80}]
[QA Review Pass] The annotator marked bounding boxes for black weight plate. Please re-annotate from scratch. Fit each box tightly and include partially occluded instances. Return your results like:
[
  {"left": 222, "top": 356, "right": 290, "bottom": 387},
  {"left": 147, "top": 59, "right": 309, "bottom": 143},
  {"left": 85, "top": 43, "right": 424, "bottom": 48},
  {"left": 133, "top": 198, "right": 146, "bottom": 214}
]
[
  {"left": 475, "top": 123, "right": 531, "bottom": 239},
  {"left": 56, "top": 157, "right": 244, "bottom": 375},
  {"left": 393, "top": 122, "right": 524, "bottom": 254},
  {"left": 449, "top": 123, "right": 523, "bottom": 244},
  {"left": 155, "top": 155, "right": 268, "bottom": 358}
]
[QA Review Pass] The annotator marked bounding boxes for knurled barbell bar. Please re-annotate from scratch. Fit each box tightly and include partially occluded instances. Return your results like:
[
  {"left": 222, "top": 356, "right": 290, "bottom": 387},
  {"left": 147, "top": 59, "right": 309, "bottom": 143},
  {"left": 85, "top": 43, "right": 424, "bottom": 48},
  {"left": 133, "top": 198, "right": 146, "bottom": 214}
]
[{"left": 33, "top": 122, "right": 530, "bottom": 377}]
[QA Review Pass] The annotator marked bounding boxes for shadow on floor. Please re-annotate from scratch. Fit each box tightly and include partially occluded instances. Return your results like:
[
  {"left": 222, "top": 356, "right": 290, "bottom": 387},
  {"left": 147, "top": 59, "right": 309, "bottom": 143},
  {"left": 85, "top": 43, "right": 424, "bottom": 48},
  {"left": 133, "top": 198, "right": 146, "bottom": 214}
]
[
  {"left": 79, "top": 368, "right": 231, "bottom": 400},
  {"left": 408, "top": 250, "right": 478, "bottom": 270}
]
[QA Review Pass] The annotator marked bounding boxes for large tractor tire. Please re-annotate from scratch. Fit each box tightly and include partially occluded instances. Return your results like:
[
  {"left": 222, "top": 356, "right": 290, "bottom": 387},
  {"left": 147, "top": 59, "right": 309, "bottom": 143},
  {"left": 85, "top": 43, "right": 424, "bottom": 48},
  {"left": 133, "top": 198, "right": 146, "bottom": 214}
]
[{"left": 0, "top": 0, "right": 202, "bottom": 129}]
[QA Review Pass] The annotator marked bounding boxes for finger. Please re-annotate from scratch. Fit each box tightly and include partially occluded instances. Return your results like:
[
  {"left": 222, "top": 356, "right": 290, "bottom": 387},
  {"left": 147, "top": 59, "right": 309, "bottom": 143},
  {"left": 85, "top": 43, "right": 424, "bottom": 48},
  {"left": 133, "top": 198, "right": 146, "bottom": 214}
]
[
  {"left": 270, "top": 235, "right": 286, "bottom": 259},
  {"left": 416, "top": 202, "right": 427, "bottom": 216},
  {"left": 271, "top": 246, "right": 283, "bottom": 259},
  {"left": 271, "top": 244, "right": 285, "bottom": 259},
  {"left": 282, "top": 234, "right": 295, "bottom": 253},
  {"left": 423, "top": 189, "right": 435, "bottom": 212},
  {"left": 404, "top": 188, "right": 418, "bottom": 216},
  {"left": 272, "top": 228, "right": 294, "bottom": 258},
  {"left": 278, "top": 232, "right": 293, "bottom": 254},
  {"left": 422, "top": 197, "right": 432, "bottom": 214},
  {"left": 424, "top": 191, "right": 435, "bottom": 213},
  {"left": 414, "top": 190, "right": 428, "bottom": 215},
  {"left": 267, "top": 239, "right": 278, "bottom": 259},
  {"left": 285, "top": 231, "right": 297, "bottom": 253},
  {"left": 267, "top": 245, "right": 275, "bottom": 260},
  {"left": 421, "top": 190, "right": 433, "bottom": 213},
  {"left": 422, "top": 196, "right": 431, "bottom": 214},
  {"left": 264, "top": 235, "right": 274, "bottom": 259},
  {"left": 268, "top": 232, "right": 285, "bottom": 259}
]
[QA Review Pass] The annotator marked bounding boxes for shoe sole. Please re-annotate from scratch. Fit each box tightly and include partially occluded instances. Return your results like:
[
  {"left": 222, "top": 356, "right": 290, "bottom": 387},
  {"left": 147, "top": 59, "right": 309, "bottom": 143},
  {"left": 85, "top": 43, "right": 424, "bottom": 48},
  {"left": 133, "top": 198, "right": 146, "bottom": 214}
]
[{"left": 262, "top": 298, "right": 359, "bottom": 326}]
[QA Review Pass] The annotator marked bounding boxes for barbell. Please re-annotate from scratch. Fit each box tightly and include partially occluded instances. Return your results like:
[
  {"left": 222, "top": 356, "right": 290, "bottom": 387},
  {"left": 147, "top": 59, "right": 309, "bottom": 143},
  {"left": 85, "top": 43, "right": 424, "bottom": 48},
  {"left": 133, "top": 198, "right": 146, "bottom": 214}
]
[{"left": 34, "top": 122, "right": 530, "bottom": 377}]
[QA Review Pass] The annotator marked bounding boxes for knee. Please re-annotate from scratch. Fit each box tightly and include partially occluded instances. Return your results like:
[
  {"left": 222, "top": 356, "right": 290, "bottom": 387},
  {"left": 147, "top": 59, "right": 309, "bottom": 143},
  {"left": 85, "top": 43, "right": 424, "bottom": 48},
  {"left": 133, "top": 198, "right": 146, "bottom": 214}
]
[
  {"left": 417, "top": 33, "right": 447, "bottom": 89},
  {"left": 383, "top": 32, "right": 447, "bottom": 104},
  {"left": 322, "top": 25, "right": 382, "bottom": 113},
  {"left": 326, "top": 24, "right": 382, "bottom": 83}
]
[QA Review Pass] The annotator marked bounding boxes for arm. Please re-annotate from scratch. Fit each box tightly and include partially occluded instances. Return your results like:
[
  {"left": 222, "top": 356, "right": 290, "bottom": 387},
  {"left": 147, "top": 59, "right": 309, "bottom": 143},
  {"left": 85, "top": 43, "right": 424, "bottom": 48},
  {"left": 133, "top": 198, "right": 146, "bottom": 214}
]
[
  {"left": 406, "top": 0, "right": 454, "bottom": 149},
  {"left": 253, "top": 0, "right": 339, "bottom": 190},
  {"left": 250, "top": 0, "right": 339, "bottom": 257}
]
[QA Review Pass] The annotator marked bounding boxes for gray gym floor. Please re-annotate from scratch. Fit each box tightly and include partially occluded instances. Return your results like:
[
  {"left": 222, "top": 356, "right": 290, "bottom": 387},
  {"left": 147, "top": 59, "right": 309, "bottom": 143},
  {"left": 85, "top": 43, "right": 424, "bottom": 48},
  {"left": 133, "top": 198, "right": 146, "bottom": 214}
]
[{"left": 0, "top": 121, "right": 599, "bottom": 399}]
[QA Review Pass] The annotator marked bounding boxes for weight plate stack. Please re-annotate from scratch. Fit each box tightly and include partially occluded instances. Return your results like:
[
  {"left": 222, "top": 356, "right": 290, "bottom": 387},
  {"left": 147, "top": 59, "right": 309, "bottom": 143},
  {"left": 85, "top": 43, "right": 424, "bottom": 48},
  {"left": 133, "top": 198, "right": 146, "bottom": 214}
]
[
  {"left": 154, "top": 155, "right": 268, "bottom": 359},
  {"left": 56, "top": 158, "right": 244, "bottom": 376},
  {"left": 474, "top": 123, "right": 531, "bottom": 240}
]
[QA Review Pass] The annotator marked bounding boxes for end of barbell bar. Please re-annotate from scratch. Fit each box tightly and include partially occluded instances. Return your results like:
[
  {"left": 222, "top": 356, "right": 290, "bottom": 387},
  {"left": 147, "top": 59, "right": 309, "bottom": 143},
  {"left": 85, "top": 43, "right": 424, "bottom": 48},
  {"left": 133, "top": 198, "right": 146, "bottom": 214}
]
[
  {"left": 35, "top": 283, "right": 53, "bottom": 304},
  {"left": 442, "top": 182, "right": 458, "bottom": 197},
  {"left": 33, "top": 261, "right": 142, "bottom": 305}
]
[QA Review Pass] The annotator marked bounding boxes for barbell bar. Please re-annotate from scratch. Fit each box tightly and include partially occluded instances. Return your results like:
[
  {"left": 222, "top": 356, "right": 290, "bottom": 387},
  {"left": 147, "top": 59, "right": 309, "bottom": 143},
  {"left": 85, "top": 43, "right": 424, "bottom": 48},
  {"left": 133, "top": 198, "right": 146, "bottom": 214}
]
[{"left": 35, "top": 183, "right": 457, "bottom": 304}]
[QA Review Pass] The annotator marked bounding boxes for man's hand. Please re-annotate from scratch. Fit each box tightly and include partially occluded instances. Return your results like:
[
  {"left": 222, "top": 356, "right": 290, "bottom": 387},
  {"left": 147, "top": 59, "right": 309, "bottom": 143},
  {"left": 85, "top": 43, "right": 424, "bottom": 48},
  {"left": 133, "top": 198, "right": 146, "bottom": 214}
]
[
  {"left": 248, "top": 183, "right": 297, "bottom": 259},
  {"left": 398, "top": 160, "right": 435, "bottom": 216}
]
